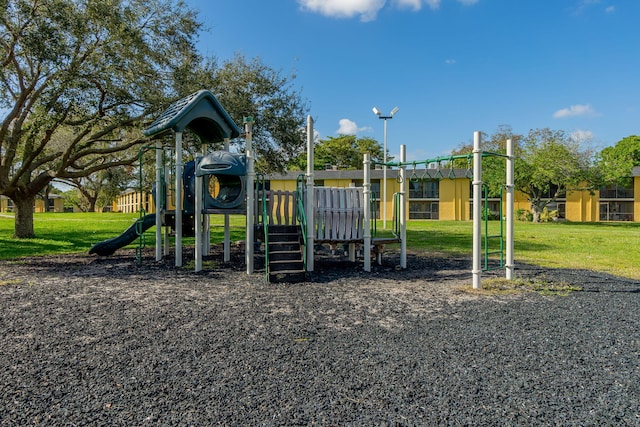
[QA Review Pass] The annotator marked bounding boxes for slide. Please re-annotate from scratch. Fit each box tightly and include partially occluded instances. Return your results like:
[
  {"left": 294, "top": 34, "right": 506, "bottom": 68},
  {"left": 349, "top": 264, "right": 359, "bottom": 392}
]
[{"left": 89, "top": 214, "right": 157, "bottom": 256}]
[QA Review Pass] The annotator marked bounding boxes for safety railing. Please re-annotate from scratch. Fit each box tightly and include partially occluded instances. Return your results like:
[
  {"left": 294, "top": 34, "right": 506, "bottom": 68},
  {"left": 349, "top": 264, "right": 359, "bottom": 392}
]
[
  {"left": 256, "top": 173, "right": 270, "bottom": 281},
  {"left": 295, "top": 174, "right": 307, "bottom": 270}
]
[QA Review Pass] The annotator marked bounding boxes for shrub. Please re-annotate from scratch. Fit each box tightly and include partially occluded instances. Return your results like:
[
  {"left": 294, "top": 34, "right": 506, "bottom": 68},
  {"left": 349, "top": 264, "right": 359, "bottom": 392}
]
[
  {"left": 516, "top": 208, "right": 533, "bottom": 222},
  {"left": 540, "top": 207, "right": 559, "bottom": 222}
]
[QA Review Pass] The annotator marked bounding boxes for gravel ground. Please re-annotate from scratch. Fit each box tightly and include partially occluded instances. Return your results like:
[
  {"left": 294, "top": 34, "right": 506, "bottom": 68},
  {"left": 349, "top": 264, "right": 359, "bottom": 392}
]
[{"left": 0, "top": 247, "right": 639, "bottom": 426}]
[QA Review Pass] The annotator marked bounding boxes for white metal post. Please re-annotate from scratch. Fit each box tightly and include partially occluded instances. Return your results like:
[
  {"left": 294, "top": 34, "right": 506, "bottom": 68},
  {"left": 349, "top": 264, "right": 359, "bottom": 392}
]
[
  {"left": 195, "top": 174, "right": 203, "bottom": 272},
  {"left": 506, "top": 138, "right": 515, "bottom": 280},
  {"left": 202, "top": 144, "right": 210, "bottom": 257},
  {"left": 363, "top": 153, "right": 372, "bottom": 272},
  {"left": 472, "top": 131, "right": 483, "bottom": 289},
  {"left": 155, "top": 140, "right": 162, "bottom": 261},
  {"left": 223, "top": 138, "right": 231, "bottom": 263},
  {"left": 245, "top": 118, "right": 255, "bottom": 274},
  {"left": 400, "top": 144, "right": 407, "bottom": 269},
  {"left": 164, "top": 162, "right": 170, "bottom": 256},
  {"left": 175, "top": 132, "right": 183, "bottom": 267},
  {"left": 382, "top": 118, "right": 387, "bottom": 229},
  {"left": 306, "top": 115, "right": 315, "bottom": 272}
]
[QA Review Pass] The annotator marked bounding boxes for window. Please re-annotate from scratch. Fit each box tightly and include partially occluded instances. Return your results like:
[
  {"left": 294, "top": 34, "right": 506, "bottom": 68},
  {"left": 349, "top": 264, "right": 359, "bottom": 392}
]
[
  {"left": 409, "top": 201, "right": 439, "bottom": 219},
  {"left": 599, "top": 182, "right": 634, "bottom": 221},
  {"left": 600, "top": 183, "right": 634, "bottom": 199},
  {"left": 600, "top": 202, "right": 634, "bottom": 221},
  {"left": 409, "top": 180, "right": 439, "bottom": 199}
]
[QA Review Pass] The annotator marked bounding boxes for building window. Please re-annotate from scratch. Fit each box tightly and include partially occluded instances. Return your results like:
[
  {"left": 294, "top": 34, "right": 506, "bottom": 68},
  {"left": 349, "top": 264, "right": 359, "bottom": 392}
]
[
  {"left": 409, "top": 201, "right": 439, "bottom": 219},
  {"left": 600, "top": 183, "right": 634, "bottom": 199},
  {"left": 409, "top": 179, "right": 439, "bottom": 199},
  {"left": 600, "top": 202, "right": 634, "bottom": 221},
  {"left": 599, "top": 182, "right": 634, "bottom": 221}
]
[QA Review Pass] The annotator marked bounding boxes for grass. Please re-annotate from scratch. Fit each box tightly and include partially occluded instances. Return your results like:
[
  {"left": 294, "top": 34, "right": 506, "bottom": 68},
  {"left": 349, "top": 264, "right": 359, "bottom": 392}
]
[
  {"left": 1, "top": 213, "right": 639, "bottom": 279},
  {"left": 459, "top": 277, "right": 583, "bottom": 297}
]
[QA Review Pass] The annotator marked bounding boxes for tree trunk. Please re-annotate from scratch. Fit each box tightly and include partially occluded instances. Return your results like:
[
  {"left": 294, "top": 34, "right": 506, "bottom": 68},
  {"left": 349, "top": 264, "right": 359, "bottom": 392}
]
[
  {"left": 87, "top": 196, "right": 98, "bottom": 213},
  {"left": 14, "top": 195, "right": 36, "bottom": 238},
  {"left": 530, "top": 201, "right": 543, "bottom": 223}
]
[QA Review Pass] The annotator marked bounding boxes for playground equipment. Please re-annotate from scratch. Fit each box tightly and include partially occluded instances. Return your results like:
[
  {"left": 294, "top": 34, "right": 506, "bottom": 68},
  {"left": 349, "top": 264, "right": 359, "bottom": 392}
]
[
  {"left": 92, "top": 91, "right": 514, "bottom": 288},
  {"left": 358, "top": 132, "right": 515, "bottom": 289},
  {"left": 276, "top": 119, "right": 514, "bottom": 288},
  {"left": 90, "top": 90, "right": 250, "bottom": 266}
]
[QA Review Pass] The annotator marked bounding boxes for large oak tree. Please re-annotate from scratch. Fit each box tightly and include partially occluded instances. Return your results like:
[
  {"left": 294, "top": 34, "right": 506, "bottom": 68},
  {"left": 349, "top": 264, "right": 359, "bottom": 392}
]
[{"left": 0, "top": 0, "right": 204, "bottom": 237}]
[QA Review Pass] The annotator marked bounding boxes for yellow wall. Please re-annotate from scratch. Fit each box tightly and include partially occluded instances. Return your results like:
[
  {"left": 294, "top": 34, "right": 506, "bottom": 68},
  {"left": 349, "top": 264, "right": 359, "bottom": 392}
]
[
  {"left": 270, "top": 179, "right": 298, "bottom": 192},
  {"left": 635, "top": 176, "right": 640, "bottom": 222},
  {"left": 439, "top": 178, "right": 470, "bottom": 220},
  {"left": 565, "top": 188, "right": 598, "bottom": 222},
  {"left": 34, "top": 197, "right": 65, "bottom": 213},
  {"left": 115, "top": 190, "right": 156, "bottom": 213}
]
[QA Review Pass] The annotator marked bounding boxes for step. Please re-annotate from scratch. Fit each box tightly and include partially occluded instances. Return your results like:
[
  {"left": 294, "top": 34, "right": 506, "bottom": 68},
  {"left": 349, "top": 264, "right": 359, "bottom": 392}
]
[
  {"left": 267, "top": 225, "right": 299, "bottom": 234},
  {"left": 268, "top": 250, "right": 303, "bottom": 262},
  {"left": 268, "top": 232, "right": 300, "bottom": 243},
  {"left": 268, "top": 242, "right": 301, "bottom": 252},
  {"left": 268, "top": 259, "right": 304, "bottom": 272}
]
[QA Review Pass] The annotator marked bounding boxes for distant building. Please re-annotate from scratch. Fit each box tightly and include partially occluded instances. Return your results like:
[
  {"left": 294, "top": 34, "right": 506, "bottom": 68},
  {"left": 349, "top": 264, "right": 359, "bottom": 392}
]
[
  {"left": 0, "top": 194, "right": 65, "bottom": 213},
  {"left": 111, "top": 167, "right": 640, "bottom": 222}
]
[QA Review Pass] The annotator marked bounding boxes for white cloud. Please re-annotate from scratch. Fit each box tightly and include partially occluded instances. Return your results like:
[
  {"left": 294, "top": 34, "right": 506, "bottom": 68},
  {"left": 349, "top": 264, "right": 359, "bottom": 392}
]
[
  {"left": 336, "top": 118, "right": 369, "bottom": 135},
  {"left": 298, "top": 0, "right": 385, "bottom": 21},
  {"left": 605, "top": 5, "right": 615, "bottom": 13},
  {"left": 553, "top": 104, "right": 599, "bottom": 119},
  {"left": 298, "top": 0, "right": 478, "bottom": 21},
  {"left": 445, "top": 58, "right": 457, "bottom": 64}
]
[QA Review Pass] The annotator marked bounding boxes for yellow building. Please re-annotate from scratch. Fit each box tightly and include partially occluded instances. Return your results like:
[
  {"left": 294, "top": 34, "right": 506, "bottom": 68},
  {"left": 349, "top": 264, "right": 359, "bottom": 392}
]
[
  {"left": 114, "top": 189, "right": 157, "bottom": 214},
  {"left": 0, "top": 195, "right": 65, "bottom": 213},
  {"left": 110, "top": 167, "right": 640, "bottom": 223},
  {"left": 265, "top": 167, "right": 640, "bottom": 223}
]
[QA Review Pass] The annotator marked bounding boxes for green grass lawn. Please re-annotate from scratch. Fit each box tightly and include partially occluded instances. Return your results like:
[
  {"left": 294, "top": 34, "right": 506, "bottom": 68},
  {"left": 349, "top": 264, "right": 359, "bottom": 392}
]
[{"left": 1, "top": 213, "right": 639, "bottom": 279}]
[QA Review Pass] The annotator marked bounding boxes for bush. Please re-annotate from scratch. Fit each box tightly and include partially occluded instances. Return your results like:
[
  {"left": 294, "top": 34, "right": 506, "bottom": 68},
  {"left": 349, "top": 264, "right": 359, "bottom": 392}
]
[
  {"left": 516, "top": 208, "right": 533, "bottom": 222},
  {"left": 540, "top": 207, "right": 559, "bottom": 222}
]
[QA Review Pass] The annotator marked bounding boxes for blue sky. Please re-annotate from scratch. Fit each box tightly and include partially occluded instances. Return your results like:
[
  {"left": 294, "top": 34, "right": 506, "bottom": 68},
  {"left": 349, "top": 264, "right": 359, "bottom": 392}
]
[{"left": 187, "top": 0, "right": 639, "bottom": 161}]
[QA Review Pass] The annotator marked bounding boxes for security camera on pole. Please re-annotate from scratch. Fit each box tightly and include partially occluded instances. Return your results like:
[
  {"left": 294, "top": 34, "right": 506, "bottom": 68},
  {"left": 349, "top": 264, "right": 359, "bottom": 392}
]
[{"left": 372, "top": 106, "right": 399, "bottom": 229}]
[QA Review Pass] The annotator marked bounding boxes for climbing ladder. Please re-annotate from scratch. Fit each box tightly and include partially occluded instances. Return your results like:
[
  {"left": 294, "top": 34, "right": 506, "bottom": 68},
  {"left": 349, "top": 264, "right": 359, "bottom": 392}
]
[{"left": 482, "top": 184, "right": 505, "bottom": 271}]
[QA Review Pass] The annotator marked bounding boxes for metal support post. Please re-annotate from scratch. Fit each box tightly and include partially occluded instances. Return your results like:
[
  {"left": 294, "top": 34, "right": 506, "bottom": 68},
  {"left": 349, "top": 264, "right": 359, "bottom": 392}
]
[
  {"left": 472, "top": 131, "right": 483, "bottom": 289},
  {"left": 306, "top": 115, "right": 315, "bottom": 272},
  {"left": 399, "top": 144, "right": 407, "bottom": 269},
  {"left": 506, "top": 138, "right": 515, "bottom": 280},
  {"left": 245, "top": 118, "right": 255, "bottom": 274},
  {"left": 363, "top": 153, "right": 372, "bottom": 272},
  {"left": 175, "top": 132, "right": 183, "bottom": 267}
]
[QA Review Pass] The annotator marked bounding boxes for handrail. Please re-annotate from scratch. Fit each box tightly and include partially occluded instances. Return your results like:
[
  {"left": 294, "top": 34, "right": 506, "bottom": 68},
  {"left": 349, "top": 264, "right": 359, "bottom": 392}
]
[
  {"left": 370, "top": 189, "right": 377, "bottom": 238},
  {"left": 295, "top": 174, "right": 307, "bottom": 270},
  {"left": 392, "top": 192, "right": 404, "bottom": 239},
  {"left": 256, "top": 173, "right": 269, "bottom": 281}
]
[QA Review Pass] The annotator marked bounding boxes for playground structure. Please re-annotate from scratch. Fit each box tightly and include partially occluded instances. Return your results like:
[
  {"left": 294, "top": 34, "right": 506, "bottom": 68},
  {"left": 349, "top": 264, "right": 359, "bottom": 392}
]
[{"left": 91, "top": 90, "right": 514, "bottom": 289}]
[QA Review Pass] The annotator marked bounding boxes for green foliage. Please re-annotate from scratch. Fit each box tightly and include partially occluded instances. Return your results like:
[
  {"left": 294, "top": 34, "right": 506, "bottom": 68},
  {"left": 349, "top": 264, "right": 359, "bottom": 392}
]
[
  {"left": 212, "top": 54, "right": 309, "bottom": 174},
  {"left": 597, "top": 135, "right": 640, "bottom": 185},
  {"left": 539, "top": 207, "right": 559, "bottom": 223},
  {"left": 0, "top": 0, "right": 206, "bottom": 237},
  {"left": 289, "top": 135, "right": 386, "bottom": 170},
  {"left": 476, "top": 126, "right": 598, "bottom": 221}
]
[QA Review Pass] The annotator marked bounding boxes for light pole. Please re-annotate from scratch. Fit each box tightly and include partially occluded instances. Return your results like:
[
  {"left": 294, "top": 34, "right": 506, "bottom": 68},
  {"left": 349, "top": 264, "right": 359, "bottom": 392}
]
[{"left": 372, "top": 106, "right": 399, "bottom": 229}]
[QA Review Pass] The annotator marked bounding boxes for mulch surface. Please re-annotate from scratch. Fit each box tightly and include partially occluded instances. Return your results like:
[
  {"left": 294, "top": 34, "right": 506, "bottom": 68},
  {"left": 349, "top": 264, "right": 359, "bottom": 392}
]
[{"left": 1, "top": 246, "right": 639, "bottom": 426}]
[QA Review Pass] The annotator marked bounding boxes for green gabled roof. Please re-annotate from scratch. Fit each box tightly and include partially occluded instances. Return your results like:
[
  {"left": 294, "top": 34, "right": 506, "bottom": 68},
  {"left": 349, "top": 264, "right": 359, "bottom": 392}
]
[{"left": 144, "top": 90, "right": 241, "bottom": 143}]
